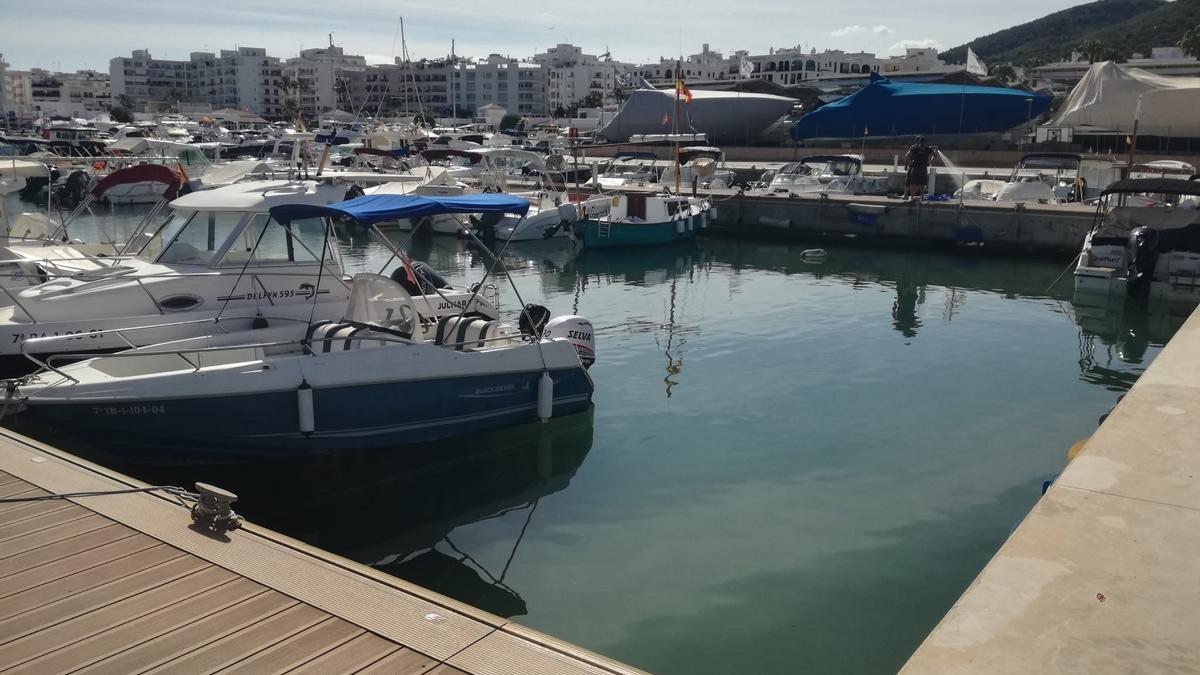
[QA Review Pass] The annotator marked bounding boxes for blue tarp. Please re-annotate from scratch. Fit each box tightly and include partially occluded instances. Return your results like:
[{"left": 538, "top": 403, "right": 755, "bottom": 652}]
[
  {"left": 790, "top": 73, "right": 1052, "bottom": 140},
  {"left": 270, "top": 194, "right": 531, "bottom": 225}
]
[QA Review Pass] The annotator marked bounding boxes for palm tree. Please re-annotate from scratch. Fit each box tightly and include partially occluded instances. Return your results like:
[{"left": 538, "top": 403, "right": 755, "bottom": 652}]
[
  {"left": 115, "top": 94, "right": 135, "bottom": 111},
  {"left": 1180, "top": 25, "right": 1200, "bottom": 59},
  {"left": 1076, "top": 40, "right": 1107, "bottom": 64},
  {"left": 283, "top": 98, "right": 300, "bottom": 123}
]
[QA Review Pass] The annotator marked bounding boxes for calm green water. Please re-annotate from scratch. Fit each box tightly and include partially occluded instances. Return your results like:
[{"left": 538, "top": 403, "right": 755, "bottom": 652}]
[{"left": 3, "top": 193, "right": 1187, "bottom": 674}]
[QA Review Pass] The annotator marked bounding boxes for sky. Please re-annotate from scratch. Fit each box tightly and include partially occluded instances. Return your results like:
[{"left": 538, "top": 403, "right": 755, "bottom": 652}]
[{"left": 2, "top": 0, "right": 1092, "bottom": 71}]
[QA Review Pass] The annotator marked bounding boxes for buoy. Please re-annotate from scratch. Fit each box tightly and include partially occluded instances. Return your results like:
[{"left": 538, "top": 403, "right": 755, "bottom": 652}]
[
  {"left": 297, "top": 380, "right": 314, "bottom": 434},
  {"left": 800, "top": 248, "right": 828, "bottom": 259},
  {"left": 1068, "top": 438, "right": 1089, "bottom": 462},
  {"left": 537, "top": 372, "right": 554, "bottom": 422}
]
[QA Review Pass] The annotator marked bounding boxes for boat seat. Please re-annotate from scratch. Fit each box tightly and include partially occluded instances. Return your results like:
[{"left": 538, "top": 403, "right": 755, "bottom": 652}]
[
  {"left": 434, "top": 315, "right": 502, "bottom": 350},
  {"left": 305, "top": 321, "right": 369, "bottom": 352}
]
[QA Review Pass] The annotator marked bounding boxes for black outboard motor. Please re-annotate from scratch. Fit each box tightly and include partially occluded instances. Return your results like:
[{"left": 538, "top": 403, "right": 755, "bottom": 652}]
[
  {"left": 55, "top": 169, "right": 91, "bottom": 207},
  {"left": 469, "top": 211, "right": 505, "bottom": 251},
  {"left": 519, "top": 303, "right": 552, "bottom": 338},
  {"left": 390, "top": 260, "right": 451, "bottom": 296},
  {"left": 1127, "top": 226, "right": 1160, "bottom": 297}
]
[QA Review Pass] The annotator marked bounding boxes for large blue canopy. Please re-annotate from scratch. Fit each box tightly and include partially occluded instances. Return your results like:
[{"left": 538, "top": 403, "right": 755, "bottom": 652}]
[
  {"left": 791, "top": 73, "right": 1052, "bottom": 140},
  {"left": 270, "top": 193, "right": 531, "bottom": 225}
]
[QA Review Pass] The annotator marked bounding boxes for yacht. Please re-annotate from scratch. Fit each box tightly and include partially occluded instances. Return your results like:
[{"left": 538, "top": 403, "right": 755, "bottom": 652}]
[{"left": 596, "top": 152, "right": 660, "bottom": 189}]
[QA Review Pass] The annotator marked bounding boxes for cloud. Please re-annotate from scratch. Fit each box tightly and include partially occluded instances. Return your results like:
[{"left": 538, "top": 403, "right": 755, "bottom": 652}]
[
  {"left": 831, "top": 24, "right": 892, "bottom": 37},
  {"left": 889, "top": 38, "right": 943, "bottom": 53}
]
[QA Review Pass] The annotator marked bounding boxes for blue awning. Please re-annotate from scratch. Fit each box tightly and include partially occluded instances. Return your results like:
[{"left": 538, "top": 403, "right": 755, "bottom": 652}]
[
  {"left": 270, "top": 194, "right": 531, "bottom": 225},
  {"left": 791, "top": 73, "right": 1052, "bottom": 140}
]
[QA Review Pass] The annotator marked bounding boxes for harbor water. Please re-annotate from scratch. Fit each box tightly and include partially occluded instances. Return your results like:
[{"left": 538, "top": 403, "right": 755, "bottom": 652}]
[{"left": 3, "top": 194, "right": 1187, "bottom": 674}]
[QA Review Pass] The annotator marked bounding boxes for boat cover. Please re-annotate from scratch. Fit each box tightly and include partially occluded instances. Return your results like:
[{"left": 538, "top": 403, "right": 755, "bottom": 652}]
[
  {"left": 91, "top": 164, "right": 182, "bottom": 200},
  {"left": 790, "top": 73, "right": 1051, "bottom": 140},
  {"left": 1048, "top": 61, "right": 1200, "bottom": 136},
  {"left": 270, "top": 193, "right": 531, "bottom": 226},
  {"left": 1101, "top": 178, "right": 1200, "bottom": 197}
]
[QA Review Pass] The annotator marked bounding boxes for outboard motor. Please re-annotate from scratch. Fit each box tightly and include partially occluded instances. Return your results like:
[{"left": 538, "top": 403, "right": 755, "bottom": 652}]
[
  {"left": 543, "top": 315, "right": 596, "bottom": 368},
  {"left": 519, "top": 303, "right": 552, "bottom": 337},
  {"left": 390, "top": 260, "right": 450, "bottom": 296},
  {"left": 56, "top": 170, "right": 91, "bottom": 207},
  {"left": 1127, "top": 226, "right": 1160, "bottom": 297}
]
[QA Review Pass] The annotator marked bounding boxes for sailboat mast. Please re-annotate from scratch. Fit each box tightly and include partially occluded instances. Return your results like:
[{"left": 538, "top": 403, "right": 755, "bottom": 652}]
[{"left": 674, "top": 60, "right": 681, "bottom": 194}]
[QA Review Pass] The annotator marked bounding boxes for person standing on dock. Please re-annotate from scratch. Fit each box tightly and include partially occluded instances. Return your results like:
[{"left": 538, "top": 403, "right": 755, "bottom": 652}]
[{"left": 904, "top": 136, "right": 935, "bottom": 200}]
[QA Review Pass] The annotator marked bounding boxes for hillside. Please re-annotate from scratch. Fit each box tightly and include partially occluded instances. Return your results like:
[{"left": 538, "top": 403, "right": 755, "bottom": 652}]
[{"left": 942, "top": 0, "right": 1199, "bottom": 66}]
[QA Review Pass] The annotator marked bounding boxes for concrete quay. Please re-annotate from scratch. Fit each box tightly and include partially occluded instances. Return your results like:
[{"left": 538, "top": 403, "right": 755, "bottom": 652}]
[
  {"left": 703, "top": 191, "right": 1095, "bottom": 255},
  {"left": 902, "top": 304, "right": 1200, "bottom": 673}
]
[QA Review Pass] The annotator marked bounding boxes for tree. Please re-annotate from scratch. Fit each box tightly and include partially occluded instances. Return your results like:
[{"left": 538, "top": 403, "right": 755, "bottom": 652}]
[
  {"left": 115, "top": 94, "right": 135, "bottom": 112},
  {"left": 283, "top": 98, "right": 300, "bottom": 123},
  {"left": 499, "top": 113, "right": 522, "bottom": 131},
  {"left": 1021, "top": 56, "right": 1044, "bottom": 71},
  {"left": 1076, "top": 39, "right": 1107, "bottom": 64},
  {"left": 988, "top": 63, "right": 1017, "bottom": 83},
  {"left": 1179, "top": 25, "right": 1200, "bottom": 58},
  {"left": 109, "top": 106, "right": 133, "bottom": 124}
]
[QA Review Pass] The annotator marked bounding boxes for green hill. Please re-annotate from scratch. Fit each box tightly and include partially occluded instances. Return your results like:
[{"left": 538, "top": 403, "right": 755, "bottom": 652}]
[{"left": 943, "top": 0, "right": 1200, "bottom": 66}]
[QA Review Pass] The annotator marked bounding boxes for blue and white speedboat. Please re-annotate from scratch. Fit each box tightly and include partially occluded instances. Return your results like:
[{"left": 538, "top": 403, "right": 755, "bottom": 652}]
[{"left": 16, "top": 194, "right": 596, "bottom": 452}]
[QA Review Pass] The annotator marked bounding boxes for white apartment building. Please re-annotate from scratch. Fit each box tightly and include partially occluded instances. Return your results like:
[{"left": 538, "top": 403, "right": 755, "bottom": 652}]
[
  {"left": 284, "top": 46, "right": 367, "bottom": 119},
  {"left": 455, "top": 55, "right": 547, "bottom": 116},
  {"left": 187, "top": 48, "right": 284, "bottom": 119},
  {"left": 3, "top": 67, "right": 111, "bottom": 120},
  {"left": 0, "top": 54, "right": 10, "bottom": 124},
  {"left": 533, "top": 43, "right": 626, "bottom": 113},
  {"left": 631, "top": 45, "right": 741, "bottom": 86},
  {"left": 109, "top": 50, "right": 189, "bottom": 107}
]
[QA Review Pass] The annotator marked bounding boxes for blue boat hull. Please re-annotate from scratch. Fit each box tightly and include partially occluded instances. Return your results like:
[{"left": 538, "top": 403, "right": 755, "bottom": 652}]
[
  {"left": 23, "top": 367, "right": 594, "bottom": 453},
  {"left": 575, "top": 214, "right": 701, "bottom": 249}
]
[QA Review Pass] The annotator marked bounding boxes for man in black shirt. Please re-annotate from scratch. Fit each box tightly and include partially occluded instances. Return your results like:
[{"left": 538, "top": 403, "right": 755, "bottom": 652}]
[{"left": 904, "top": 136, "right": 935, "bottom": 199}]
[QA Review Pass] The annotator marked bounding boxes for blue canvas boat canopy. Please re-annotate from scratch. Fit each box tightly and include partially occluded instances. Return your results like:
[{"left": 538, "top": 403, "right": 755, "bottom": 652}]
[
  {"left": 270, "top": 194, "right": 531, "bottom": 226},
  {"left": 791, "top": 73, "right": 1052, "bottom": 140}
]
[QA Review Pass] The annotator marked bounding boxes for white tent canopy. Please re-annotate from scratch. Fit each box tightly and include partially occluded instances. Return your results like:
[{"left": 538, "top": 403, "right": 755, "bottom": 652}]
[{"left": 1047, "top": 61, "right": 1200, "bottom": 137}]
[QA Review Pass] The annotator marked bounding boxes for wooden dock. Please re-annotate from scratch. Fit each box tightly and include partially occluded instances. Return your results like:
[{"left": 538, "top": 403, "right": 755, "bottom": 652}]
[{"left": 0, "top": 428, "right": 645, "bottom": 675}]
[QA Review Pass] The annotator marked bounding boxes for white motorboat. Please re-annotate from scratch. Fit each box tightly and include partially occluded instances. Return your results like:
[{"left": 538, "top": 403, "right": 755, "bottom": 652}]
[
  {"left": 659, "top": 147, "right": 736, "bottom": 190},
  {"left": 16, "top": 194, "right": 595, "bottom": 452},
  {"left": 1074, "top": 178, "right": 1200, "bottom": 304},
  {"left": 596, "top": 152, "right": 659, "bottom": 190},
  {"left": 0, "top": 179, "right": 496, "bottom": 376},
  {"left": 994, "top": 153, "right": 1083, "bottom": 204},
  {"left": 766, "top": 154, "right": 883, "bottom": 195}
]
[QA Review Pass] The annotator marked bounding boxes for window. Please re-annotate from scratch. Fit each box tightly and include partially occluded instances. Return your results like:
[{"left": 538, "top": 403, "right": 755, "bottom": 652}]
[
  {"left": 154, "top": 211, "right": 246, "bottom": 265},
  {"left": 220, "top": 216, "right": 326, "bottom": 266}
]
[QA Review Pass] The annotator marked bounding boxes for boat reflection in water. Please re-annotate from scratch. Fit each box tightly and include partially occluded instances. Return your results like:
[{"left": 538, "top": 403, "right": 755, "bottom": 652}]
[
  {"left": 1071, "top": 289, "right": 1191, "bottom": 391},
  {"left": 10, "top": 408, "right": 594, "bottom": 619}
]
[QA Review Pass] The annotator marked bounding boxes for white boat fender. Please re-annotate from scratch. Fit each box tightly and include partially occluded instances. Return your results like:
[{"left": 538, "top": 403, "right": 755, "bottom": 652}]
[
  {"left": 537, "top": 371, "right": 554, "bottom": 422},
  {"left": 676, "top": 218, "right": 686, "bottom": 235},
  {"left": 800, "top": 248, "right": 828, "bottom": 259},
  {"left": 297, "top": 380, "right": 315, "bottom": 434},
  {"left": 709, "top": 206, "right": 718, "bottom": 222}
]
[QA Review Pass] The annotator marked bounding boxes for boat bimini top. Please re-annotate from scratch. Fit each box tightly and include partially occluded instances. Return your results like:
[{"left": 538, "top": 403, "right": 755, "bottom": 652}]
[{"left": 269, "top": 193, "right": 531, "bottom": 226}]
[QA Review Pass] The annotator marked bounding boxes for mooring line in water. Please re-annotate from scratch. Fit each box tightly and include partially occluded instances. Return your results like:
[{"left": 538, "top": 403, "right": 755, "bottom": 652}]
[{"left": 1044, "top": 251, "right": 1083, "bottom": 296}]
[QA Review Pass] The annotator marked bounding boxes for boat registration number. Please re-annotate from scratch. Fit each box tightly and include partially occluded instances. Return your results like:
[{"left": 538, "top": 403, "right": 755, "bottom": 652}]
[
  {"left": 10, "top": 329, "right": 102, "bottom": 343},
  {"left": 91, "top": 405, "right": 165, "bottom": 416}
]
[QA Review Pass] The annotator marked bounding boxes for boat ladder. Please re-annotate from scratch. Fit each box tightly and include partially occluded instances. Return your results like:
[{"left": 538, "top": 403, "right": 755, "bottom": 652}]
[{"left": 598, "top": 220, "right": 611, "bottom": 238}]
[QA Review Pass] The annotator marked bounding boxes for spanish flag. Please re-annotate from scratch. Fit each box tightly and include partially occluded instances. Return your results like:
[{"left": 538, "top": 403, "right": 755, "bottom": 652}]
[
  {"left": 176, "top": 162, "right": 189, "bottom": 185},
  {"left": 676, "top": 77, "right": 693, "bottom": 104}
]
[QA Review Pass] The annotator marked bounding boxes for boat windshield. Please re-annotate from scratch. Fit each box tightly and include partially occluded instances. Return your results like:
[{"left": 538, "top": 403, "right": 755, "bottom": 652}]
[{"left": 137, "top": 210, "right": 247, "bottom": 265}]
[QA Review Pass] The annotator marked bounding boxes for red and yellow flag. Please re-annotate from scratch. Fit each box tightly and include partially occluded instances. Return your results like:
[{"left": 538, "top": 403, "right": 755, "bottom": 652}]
[
  {"left": 176, "top": 162, "right": 189, "bottom": 184},
  {"left": 676, "top": 78, "right": 693, "bottom": 104}
]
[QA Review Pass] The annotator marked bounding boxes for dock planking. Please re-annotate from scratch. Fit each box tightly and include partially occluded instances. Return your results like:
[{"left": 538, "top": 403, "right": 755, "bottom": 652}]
[{"left": 0, "top": 432, "right": 645, "bottom": 675}]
